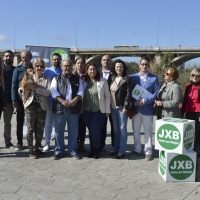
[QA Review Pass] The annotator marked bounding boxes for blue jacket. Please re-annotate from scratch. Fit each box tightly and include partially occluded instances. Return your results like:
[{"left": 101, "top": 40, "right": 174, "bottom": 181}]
[
  {"left": 131, "top": 72, "right": 159, "bottom": 115},
  {"left": 11, "top": 64, "right": 33, "bottom": 102}
]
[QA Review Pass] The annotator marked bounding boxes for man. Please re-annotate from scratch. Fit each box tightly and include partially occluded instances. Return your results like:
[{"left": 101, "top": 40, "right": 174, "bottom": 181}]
[
  {"left": 12, "top": 50, "right": 33, "bottom": 150},
  {"left": 43, "top": 53, "right": 62, "bottom": 151},
  {"left": 99, "top": 55, "right": 114, "bottom": 149},
  {"left": 131, "top": 56, "right": 159, "bottom": 161},
  {"left": 2, "top": 50, "right": 15, "bottom": 148},
  {"left": 51, "top": 59, "right": 83, "bottom": 160}
]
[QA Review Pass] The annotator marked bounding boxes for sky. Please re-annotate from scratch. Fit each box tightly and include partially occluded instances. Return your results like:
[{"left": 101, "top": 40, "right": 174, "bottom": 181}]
[{"left": 1, "top": 0, "right": 200, "bottom": 64}]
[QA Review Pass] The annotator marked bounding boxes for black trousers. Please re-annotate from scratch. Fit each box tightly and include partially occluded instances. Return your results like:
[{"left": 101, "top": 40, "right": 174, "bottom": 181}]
[
  {"left": 186, "top": 112, "right": 200, "bottom": 151},
  {"left": 78, "top": 114, "right": 86, "bottom": 144},
  {"left": 100, "top": 114, "right": 114, "bottom": 148},
  {"left": 16, "top": 99, "right": 25, "bottom": 144}
]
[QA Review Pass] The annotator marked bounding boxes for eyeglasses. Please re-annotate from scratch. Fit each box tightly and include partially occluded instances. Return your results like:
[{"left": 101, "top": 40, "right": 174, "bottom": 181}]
[
  {"left": 140, "top": 63, "right": 150, "bottom": 67},
  {"left": 36, "top": 65, "right": 44, "bottom": 68},
  {"left": 191, "top": 74, "right": 200, "bottom": 78},
  {"left": 165, "top": 73, "right": 170, "bottom": 76}
]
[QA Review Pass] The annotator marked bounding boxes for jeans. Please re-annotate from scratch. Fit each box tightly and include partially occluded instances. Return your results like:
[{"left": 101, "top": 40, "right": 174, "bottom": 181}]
[
  {"left": 111, "top": 108, "right": 128, "bottom": 154},
  {"left": 83, "top": 110, "right": 106, "bottom": 149},
  {"left": 54, "top": 108, "right": 79, "bottom": 155},
  {"left": 16, "top": 99, "right": 24, "bottom": 145}
]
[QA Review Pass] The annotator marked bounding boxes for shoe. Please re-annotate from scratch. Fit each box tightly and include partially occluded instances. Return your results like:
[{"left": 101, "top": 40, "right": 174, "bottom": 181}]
[
  {"left": 110, "top": 151, "right": 118, "bottom": 156},
  {"left": 145, "top": 155, "right": 153, "bottom": 161},
  {"left": 43, "top": 145, "right": 50, "bottom": 151},
  {"left": 15, "top": 143, "right": 23, "bottom": 151},
  {"left": 88, "top": 148, "right": 94, "bottom": 158},
  {"left": 116, "top": 153, "right": 125, "bottom": 159},
  {"left": 29, "top": 151, "right": 37, "bottom": 159},
  {"left": 78, "top": 143, "right": 85, "bottom": 152},
  {"left": 35, "top": 149, "right": 45, "bottom": 157},
  {"left": 93, "top": 149, "right": 99, "bottom": 159},
  {"left": 130, "top": 151, "right": 141, "bottom": 157},
  {"left": 6, "top": 142, "right": 14, "bottom": 149},
  {"left": 53, "top": 154, "right": 63, "bottom": 160},
  {"left": 70, "top": 152, "right": 82, "bottom": 159}
]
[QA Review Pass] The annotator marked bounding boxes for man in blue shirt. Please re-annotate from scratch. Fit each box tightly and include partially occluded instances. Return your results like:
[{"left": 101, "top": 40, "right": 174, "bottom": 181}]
[
  {"left": 11, "top": 50, "right": 33, "bottom": 150},
  {"left": 2, "top": 50, "right": 15, "bottom": 148},
  {"left": 43, "top": 53, "right": 62, "bottom": 151}
]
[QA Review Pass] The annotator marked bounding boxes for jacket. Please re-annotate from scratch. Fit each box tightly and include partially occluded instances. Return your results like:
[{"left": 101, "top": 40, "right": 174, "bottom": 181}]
[
  {"left": 22, "top": 75, "right": 51, "bottom": 111},
  {"left": 84, "top": 78, "right": 111, "bottom": 113},
  {"left": 108, "top": 75, "right": 132, "bottom": 109},
  {"left": 158, "top": 81, "right": 182, "bottom": 118},
  {"left": 52, "top": 73, "right": 82, "bottom": 114}
]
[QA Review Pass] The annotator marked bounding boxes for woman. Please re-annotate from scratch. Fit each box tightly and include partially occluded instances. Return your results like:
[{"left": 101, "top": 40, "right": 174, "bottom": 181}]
[
  {"left": 82, "top": 62, "right": 110, "bottom": 159},
  {"left": 155, "top": 67, "right": 182, "bottom": 119},
  {"left": 74, "top": 57, "right": 86, "bottom": 152},
  {"left": 22, "top": 58, "right": 51, "bottom": 158},
  {"left": 0, "top": 59, "right": 6, "bottom": 119},
  {"left": 181, "top": 68, "right": 200, "bottom": 155},
  {"left": 108, "top": 59, "right": 132, "bottom": 159}
]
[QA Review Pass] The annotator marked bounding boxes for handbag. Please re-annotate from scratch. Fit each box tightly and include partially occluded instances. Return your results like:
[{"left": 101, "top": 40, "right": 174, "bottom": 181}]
[{"left": 127, "top": 105, "right": 135, "bottom": 119}]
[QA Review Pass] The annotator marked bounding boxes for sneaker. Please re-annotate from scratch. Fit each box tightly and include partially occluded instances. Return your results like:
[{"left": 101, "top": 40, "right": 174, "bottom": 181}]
[
  {"left": 29, "top": 151, "right": 37, "bottom": 159},
  {"left": 130, "top": 151, "right": 141, "bottom": 157},
  {"left": 43, "top": 145, "right": 50, "bottom": 152},
  {"left": 6, "top": 142, "right": 14, "bottom": 149},
  {"left": 35, "top": 149, "right": 45, "bottom": 157},
  {"left": 145, "top": 155, "right": 153, "bottom": 161},
  {"left": 78, "top": 144, "right": 85, "bottom": 152},
  {"left": 53, "top": 154, "right": 63, "bottom": 160},
  {"left": 15, "top": 143, "right": 23, "bottom": 151},
  {"left": 70, "top": 151, "right": 82, "bottom": 159}
]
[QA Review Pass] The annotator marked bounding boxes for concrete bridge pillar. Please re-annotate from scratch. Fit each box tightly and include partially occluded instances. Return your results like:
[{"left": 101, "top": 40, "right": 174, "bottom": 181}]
[
  {"left": 149, "top": 53, "right": 162, "bottom": 72},
  {"left": 13, "top": 55, "right": 21, "bottom": 66}
]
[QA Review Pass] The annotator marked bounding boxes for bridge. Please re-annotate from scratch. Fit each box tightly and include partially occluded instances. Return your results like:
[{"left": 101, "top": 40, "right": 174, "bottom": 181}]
[{"left": 1, "top": 46, "right": 200, "bottom": 68}]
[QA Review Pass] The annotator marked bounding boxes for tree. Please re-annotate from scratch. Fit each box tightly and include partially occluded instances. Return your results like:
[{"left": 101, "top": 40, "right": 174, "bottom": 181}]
[{"left": 126, "top": 62, "right": 139, "bottom": 75}]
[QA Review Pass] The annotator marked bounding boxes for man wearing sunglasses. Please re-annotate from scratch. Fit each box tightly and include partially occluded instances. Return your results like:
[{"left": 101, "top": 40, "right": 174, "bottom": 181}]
[
  {"left": 131, "top": 56, "right": 159, "bottom": 161},
  {"left": 11, "top": 50, "right": 33, "bottom": 151}
]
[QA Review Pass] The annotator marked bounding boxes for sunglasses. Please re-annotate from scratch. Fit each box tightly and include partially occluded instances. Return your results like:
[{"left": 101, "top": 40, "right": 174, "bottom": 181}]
[
  {"left": 36, "top": 65, "right": 44, "bottom": 68},
  {"left": 165, "top": 73, "right": 170, "bottom": 76},
  {"left": 191, "top": 74, "right": 200, "bottom": 78}
]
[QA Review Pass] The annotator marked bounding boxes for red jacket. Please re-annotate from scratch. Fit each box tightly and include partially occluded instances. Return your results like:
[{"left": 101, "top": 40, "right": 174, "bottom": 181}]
[{"left": 181, "top": 83, "right": 200, "bottom": 113}]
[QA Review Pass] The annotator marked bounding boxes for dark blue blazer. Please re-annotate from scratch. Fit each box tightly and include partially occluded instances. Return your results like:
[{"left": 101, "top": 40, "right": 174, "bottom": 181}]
[{"left": 131, "top": 72, "right": 159, "bottom": 115}]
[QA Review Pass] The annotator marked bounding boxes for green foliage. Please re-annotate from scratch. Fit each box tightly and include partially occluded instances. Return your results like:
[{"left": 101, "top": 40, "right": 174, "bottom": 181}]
[
  {"left": 126, "top": 62, "right": 139, "bottom": 75},
  {"left": 154, "top": 52, "right": 176, "bottom": 81}
]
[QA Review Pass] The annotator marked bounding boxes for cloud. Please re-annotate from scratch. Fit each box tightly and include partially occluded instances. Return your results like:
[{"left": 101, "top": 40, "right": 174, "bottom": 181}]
[
  {"left": 56, "top": 36, "right": 69, "bottom": 41},
  {"left": 188, "top": 28, "right": 200, "bottom": 32},
  {"left": 0, "top": 34, "right": 9, "bottom": 42}
]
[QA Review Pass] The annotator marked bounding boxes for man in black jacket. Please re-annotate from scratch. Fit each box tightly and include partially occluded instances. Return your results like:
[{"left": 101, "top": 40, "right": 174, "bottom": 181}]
[{"left": 51, "top": 60, "right": 84, "bottom": 160}]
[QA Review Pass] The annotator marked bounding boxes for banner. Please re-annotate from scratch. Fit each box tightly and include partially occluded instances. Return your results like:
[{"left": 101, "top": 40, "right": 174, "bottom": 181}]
[{"left": 26, "top": 45, "right": 70, "bottom": 68}]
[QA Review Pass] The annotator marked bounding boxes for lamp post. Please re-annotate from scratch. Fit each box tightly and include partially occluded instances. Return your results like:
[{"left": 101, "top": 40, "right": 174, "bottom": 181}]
[
  {"left": 171, "top": 24, "right": 173, "bottom": 46},
  {"left": 96, "top": 28, "right": 98, "bottom": 48},
  {"left": 38, "top": 31, "right": 39, "bottom": 45},
  {"left": 76, "top": 22, "right": 78, "bottom": 48},
  {"left": 157, "top": 17, "right": 160, "bottom": 46},
  {"left": 14, "top": 26, "right": 15, "bottom": 49}
]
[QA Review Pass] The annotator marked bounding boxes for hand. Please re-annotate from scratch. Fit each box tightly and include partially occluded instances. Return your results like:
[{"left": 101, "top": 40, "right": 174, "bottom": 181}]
[
  {"left": 3, "top": 107, "right": 6, "bottom": 112},
  {"left": 106, "top": 113, "right": 110, "bottom": 117},
  {"left": 28, "top": 84, "right": 37, "bottom": 90},
  {"left": 68, "top": 98, "right": 78, "bottom": 107},
  {"left": 61, "top": 99, "right": 69, "bottom": 108},
  {"left": 155, "top": 100, "right": 162, "bottom": 106},
  {"left": 122, "top": 109, "right": 127, "bottom": 113},
  {"left": 13, "top": 101, "right": 19, "bottom": 109},
  {"left": 136, "top": 99, "right": 144, "bottom": 106}
]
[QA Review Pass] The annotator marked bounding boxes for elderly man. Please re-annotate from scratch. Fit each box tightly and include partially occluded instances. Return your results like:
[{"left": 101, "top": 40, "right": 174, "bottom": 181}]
[
  {"left": 131, "top": 56, "right": 159, "bottom": 161},
  {"left": 12, "top": 50, "right": 33, "bottom": 150},
  {"left": 51, "top": 59, "right": 83, "bottom": 160}
]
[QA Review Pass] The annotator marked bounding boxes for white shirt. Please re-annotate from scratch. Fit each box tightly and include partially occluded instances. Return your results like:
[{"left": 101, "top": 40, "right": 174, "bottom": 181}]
[
  {"left": 51, "top": 76, "right": 84, "bottom": 101},
  {"left": 102, "top": 69, "right": 111, "bottom": 80}
]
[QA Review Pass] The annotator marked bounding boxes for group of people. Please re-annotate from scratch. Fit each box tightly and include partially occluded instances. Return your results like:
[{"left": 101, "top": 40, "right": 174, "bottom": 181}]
[{"left": 0, "top": 50, "right": 200, "bottom": 161}]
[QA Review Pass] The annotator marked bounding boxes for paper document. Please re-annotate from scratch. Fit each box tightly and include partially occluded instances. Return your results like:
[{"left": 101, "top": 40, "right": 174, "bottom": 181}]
[{"left": 132, "top": 84, "right": 152, "bottom": 100}]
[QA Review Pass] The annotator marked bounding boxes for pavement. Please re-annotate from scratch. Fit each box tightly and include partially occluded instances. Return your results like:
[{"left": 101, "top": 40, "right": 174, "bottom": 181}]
[{"left": 0, "top": 116, "right": 200, "bottom": 200}]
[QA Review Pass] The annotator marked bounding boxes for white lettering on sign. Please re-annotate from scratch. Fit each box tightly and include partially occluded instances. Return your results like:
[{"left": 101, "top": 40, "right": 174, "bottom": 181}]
[
  {"left": 158, "top": 130, "right": 179, "bottom": 140},
  {"left": 185, "top": 130, "right": 193, "bottom": 140},
  {"left": 170, "top": 161, "right": 193, "bottom": 169}
]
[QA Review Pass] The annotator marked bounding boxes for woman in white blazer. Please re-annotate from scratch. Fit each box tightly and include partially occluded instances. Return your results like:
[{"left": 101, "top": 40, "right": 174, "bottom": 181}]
[
  {"left": 82, "top": 62, "right": 110, "bottom": 159},
  {"left": 21, "top": 58, "right": 51, "bottom": 159}
]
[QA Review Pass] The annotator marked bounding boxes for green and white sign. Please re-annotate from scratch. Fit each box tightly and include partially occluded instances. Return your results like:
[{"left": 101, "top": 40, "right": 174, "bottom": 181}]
[
  {"left": 158, "top": 150, "right": 196, "bottom": 182},
  {"left": 155, "top": 118, "right": 195, "bottom": 154}
]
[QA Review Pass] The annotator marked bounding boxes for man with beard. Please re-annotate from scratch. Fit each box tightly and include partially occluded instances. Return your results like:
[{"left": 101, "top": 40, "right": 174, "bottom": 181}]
[
  {"left": 2, "top": 50, "right": 15, "bottom": 148},
  {"left": 43, "top": 53, "right": 62, "bottom": 151},
  {"left": 12, "top": 50, "right": 33, "bottom": 150}
]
